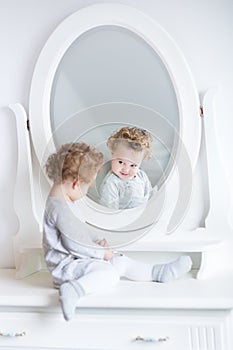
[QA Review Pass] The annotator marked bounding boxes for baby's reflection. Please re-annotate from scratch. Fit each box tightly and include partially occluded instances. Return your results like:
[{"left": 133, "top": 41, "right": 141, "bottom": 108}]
[{"left": 99, "top": 127, "right": 153, "bottom": 209}]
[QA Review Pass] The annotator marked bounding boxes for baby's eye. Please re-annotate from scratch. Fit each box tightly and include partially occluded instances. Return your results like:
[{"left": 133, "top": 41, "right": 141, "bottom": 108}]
[
  {"left": 118, "top": 160, "right": 124, "bottom": 165},
  {"left": 131, "top": 164, "right": 137, "bottom": 168}
]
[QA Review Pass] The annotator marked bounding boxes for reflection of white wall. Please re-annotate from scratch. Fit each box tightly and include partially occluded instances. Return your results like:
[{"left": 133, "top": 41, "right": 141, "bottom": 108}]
[
  {"left": 51, "top": 26, "right": 179, "bottom": 131},
  {"left": 51, "top": 71, "right": 86, "bottom": 131},
  {"left": 0, "top": 0, "right": 232, "bottom": 268}
]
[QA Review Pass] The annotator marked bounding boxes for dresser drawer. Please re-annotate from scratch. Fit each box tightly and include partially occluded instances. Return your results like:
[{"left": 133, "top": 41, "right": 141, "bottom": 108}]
[{"left": 0, "top": 310, "right": 231, "bottom": 350}]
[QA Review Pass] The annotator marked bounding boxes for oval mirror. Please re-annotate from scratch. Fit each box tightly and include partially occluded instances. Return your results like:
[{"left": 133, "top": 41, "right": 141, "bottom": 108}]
[{"left": 29, "top": 4, "right": 201, "bottom": 243}]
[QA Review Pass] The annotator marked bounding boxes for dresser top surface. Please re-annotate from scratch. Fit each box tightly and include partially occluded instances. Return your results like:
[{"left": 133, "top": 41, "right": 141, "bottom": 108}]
[{"left": 1, "top": 268, "right": 233, "bottom": 310}]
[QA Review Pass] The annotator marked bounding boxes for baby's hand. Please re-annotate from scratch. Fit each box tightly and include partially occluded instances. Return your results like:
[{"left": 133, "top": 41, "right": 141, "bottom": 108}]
[
  {"left": 104, "top": 249, "right": 114, "bottom": 260},
  {"left": 96, "top": 238, "right": 108, "bottom": 248},
  {"left": 96, "top": 239, "right": 113, "bottom": 260}
]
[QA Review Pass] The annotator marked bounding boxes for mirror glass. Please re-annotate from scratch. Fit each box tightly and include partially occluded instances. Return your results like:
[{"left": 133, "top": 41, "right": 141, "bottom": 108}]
[{"left": 50, "top": 25, "right": 179, "bottom": 206}]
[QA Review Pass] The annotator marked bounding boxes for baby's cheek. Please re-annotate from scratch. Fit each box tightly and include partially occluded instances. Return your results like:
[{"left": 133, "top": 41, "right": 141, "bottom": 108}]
[{"left": 131, "top": 168, "right": 138, "bottom": 176}]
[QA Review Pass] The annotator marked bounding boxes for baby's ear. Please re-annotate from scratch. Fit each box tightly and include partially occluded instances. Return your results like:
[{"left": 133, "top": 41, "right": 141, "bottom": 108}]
[{"left": 72, "top": 178, "right": 79, "bottom": 189}]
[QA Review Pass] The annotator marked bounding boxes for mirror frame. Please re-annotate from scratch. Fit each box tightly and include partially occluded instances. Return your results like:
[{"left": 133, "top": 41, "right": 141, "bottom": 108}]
[{"left": 28, "top": 3, "right": 201, "bottom": 235}]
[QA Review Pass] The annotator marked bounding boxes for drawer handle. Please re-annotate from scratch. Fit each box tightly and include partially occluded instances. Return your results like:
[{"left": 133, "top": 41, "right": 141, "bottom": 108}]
[
  {"left": 0, "top": 331, "right": 26, "bottom": 338},
  {"left": 133, "top": 335, "right": 169, "bottom": 343}
]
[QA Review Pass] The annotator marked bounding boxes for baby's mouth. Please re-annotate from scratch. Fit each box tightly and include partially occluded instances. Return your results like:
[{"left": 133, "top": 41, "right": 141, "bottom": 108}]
[{"left": 120, "top": 172, "right": 128, "bottom": 176}]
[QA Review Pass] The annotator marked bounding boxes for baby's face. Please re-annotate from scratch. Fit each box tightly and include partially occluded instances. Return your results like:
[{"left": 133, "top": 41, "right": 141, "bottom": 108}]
[{"left": 111, "top": 145, "right": 144, "bottom": 180}]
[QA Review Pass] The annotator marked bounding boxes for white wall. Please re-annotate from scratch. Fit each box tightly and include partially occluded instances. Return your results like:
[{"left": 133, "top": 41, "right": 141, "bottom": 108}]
[{"left": 0, "top": 0, "right": 232, "bottom": 268}]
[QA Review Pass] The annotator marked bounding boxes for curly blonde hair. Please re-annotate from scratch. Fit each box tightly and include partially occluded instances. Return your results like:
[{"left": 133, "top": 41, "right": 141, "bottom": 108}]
[
  {"left": 45, "top": 142, "right": 104, "bottom": 183},
  {"left": 107, "top": 127, "right": 153, "bottom": 160}
]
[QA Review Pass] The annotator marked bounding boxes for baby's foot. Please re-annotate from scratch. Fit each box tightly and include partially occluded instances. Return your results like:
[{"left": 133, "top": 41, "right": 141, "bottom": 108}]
[
  {"left": 152, "top": 256, "right": 192, "bottom": 283},
  {"left": 59, "top": 282, "right": 79, "bottom": 321}
]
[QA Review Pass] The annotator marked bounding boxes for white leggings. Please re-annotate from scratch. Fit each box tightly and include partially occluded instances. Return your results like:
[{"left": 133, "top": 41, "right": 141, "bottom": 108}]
[{"left": 75, "top": 255, "right": 153, "bottom": 295}]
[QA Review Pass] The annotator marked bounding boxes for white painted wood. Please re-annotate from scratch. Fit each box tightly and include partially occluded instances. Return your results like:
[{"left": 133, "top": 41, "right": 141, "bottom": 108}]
[
  {"left": 0, "top": 270, "right": 232, "bottom": 349},
  {"left": 1, "top": 269, "right": 233, "bottom": 310},
  {"left": 0, "top": 311, "right": 229, "bottom": 349},
  {"left": 203, "top": 88, "right": 232, "bottom": 232},
  {"left": 8, "top": 104, "right": 41, "bottom": 277},
  {"left": 195, "top": 89, "right": 233, "bottom": 279}
]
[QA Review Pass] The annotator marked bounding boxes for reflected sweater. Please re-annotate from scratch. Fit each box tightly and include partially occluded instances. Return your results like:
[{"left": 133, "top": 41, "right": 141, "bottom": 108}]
[{"left": 99, "top": 169, "right": 152, "bottom": 210}]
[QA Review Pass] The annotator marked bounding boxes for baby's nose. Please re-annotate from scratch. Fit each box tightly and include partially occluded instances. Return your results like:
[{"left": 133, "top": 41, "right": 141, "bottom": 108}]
[{"left": 122, "top": 163, "right": 129, "bottom": 171}]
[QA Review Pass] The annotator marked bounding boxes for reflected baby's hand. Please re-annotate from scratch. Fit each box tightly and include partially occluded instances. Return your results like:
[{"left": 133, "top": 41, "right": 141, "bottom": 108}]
[{"left": 96, "top": 238, "right": 108, "bottom": 248}]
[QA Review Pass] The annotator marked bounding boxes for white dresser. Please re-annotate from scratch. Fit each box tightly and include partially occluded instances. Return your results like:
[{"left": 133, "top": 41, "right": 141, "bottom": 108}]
[{"left": 1, "top": 268, "right": 233, "bottom": 350}]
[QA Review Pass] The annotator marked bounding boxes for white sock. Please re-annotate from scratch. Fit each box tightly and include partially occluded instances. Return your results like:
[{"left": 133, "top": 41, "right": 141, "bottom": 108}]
[
  {"left": 59, "top": 281, "right": 85, "bottom": 321},
  {"left": 152, "top": 256, "right": 192, "bottom": 283}
]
